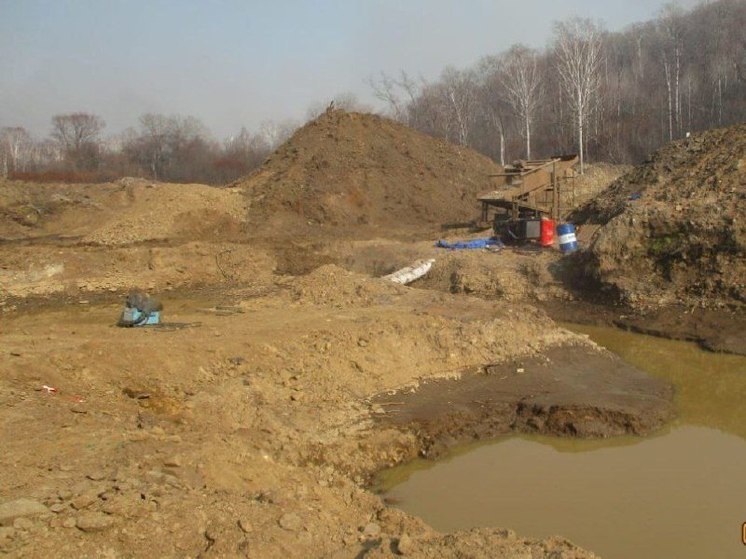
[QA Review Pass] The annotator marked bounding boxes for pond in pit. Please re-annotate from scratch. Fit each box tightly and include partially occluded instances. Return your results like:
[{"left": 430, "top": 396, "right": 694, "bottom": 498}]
[{"left": 377, "top": 325, "right": 746, "bottom": 559}]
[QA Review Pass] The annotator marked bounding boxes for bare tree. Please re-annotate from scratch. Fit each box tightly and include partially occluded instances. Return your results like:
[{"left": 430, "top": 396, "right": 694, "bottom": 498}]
[
  {"left": 123, "top": 113, "right": 212, "bottom": 181},
  {"left": 404, "top": 81, "right": 447, "bottom": 139},
  {"left": 476, "top": 56, "right": 511, "bottom": 165},
  {"left": 367, "top": 71, "right": 422, "bottom": 124},
  {"left": 259, "top": 119, "right": 298, "bottom": 150},
  {"left": 499, "top": 45, "right": 543, "bottom": 159},
  {"left": 486, "top": 102, "right": 508, "bottom": 166},
  {"left": 137, "top": 113, "right": 172, "bottom": 179},
  {"left": 31, "top": 139, "right": 62, "bottom": 169},
  {"left": 554, "top": 18, "right": 604, "bottom": 173},
  {"left": 441, "top": 67, "right": 478, "bottom": 146},
  {"left": 50, "top": 112, "right": 105, "bottom": 170},
  {"left": 1, "top": 127, "right": 33, "bottom": 175},
  {"left": 306, "top": 92, "right": 372, "bottom": 121}
]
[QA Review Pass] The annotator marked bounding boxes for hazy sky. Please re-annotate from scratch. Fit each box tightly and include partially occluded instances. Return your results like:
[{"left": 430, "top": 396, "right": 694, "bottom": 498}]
[{"left": 1, "top": 0, "right": 698, "bottom": 139}]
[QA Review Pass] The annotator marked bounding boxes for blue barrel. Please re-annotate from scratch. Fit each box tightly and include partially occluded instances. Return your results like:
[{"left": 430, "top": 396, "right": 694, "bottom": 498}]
[{"left": 557, "top": 223, "right": 578, "bottom": 253}]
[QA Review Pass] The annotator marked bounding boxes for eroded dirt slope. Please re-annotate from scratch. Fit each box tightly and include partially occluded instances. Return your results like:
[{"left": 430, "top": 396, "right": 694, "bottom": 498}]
[
  {"left": 0, "top": 177, "right": 248, "bottom": 244},
  {"left": 573, "top": 123, "right": 746, "bottom": 310}
]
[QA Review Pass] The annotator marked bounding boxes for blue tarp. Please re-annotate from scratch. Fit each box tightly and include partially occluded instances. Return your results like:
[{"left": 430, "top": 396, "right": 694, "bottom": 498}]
[{"left": 436, "top": 237, "right": 505, "bottom": 250}]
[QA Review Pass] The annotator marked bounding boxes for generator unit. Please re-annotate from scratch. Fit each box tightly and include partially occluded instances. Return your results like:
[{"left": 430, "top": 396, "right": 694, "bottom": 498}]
[
  {"left": 493, "top": 215, "right": 541, "bottom": 242},
  {"left": 492, "top": 214, "right": 557, "bottom": 247}
]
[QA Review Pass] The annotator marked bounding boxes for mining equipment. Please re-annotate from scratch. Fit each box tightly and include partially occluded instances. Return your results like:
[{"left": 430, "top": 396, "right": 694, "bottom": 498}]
[{"left": 477, "top": 155, "right": 578, "bottom": 242}]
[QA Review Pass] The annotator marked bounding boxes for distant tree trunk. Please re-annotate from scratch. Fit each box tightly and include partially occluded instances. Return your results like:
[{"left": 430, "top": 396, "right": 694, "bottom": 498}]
[
  {"left": 1, "top": 126, "right": 33, "bottom": 175},
  {"left": 687, "top": 75, "right": 692, "bottom": 132},
  {"left": 441, "top": 68, "right": 477, "bottom": 147},
  {"left": 658, "top": 4, "right": 684, "bottom": 140},
  {"left": 578, "top": 91, "right": 585, "bottom": 172},
  {"left": 663, "top": 55, "right": 674, "bottom": 141},
  {"left": 499, "top": 127, "right": 505, "bottom": 166}
]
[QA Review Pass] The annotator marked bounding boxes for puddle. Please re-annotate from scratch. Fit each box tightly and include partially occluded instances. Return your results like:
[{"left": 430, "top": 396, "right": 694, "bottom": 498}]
[
  {"left": 379, "top": 325, "right": 746, "bottom": 559},
  {"left": 566, "top": 324, "right": 746, "bottom": 438}
]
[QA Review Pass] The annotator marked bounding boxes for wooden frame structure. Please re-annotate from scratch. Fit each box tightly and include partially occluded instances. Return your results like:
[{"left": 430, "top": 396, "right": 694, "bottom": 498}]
[{"left": 478, "top": 154, "right": 578, "bottom": 223}]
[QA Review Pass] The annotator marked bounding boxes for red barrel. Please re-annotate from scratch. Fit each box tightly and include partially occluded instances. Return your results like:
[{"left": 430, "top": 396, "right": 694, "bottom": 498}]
[{"left": 540, "top": 218, "right": 555, "bottom": 247}]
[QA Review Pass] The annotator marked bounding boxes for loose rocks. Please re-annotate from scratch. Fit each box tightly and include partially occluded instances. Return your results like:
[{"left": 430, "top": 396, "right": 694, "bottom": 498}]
[
  {"left": 0, "top": 499, "right": 48, "bottom": 526},
  {"left": 278, "top": 512, "right": 302, "bottom": 531},
  {"left": 75, "top": 512, "right": 115, "bottom": 533}
]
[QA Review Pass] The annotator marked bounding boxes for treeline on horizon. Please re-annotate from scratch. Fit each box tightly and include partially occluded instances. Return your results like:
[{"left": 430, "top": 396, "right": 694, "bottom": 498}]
[{"left": 1, "top": 0, "right": 744, "bottom": 185}]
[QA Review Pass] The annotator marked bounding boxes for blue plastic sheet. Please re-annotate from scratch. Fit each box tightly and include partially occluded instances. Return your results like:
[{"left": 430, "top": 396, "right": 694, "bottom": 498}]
[{"left": 436, "top": 237, "right": 505, "bottom": 250}]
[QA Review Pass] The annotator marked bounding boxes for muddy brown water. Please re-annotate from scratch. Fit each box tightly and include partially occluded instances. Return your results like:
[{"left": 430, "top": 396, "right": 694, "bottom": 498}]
[{"left": 378, "top": 325, "right": 746, "bottom": 559}]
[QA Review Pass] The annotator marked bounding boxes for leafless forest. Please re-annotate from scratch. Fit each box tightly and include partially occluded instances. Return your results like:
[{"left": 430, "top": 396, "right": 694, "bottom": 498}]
[{"left": 2, "top": 0, "right": 744, "bottom": 184}]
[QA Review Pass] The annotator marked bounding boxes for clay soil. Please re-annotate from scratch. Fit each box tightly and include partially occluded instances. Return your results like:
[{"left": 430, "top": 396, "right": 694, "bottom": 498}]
[
  {"left": 2, "top": 112, "right": 740, "bottom": 558},
  {"left": 376, "top": 345, "right": 673, "bottom": 459}
]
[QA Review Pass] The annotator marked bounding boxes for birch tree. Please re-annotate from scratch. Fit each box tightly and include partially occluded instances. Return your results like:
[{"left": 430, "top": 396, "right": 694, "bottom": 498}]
[
  {"left": 441, "top": 67, "right": 478, "bottom": 146},
  {"left": 1, "top": 127, "right": 33, "bottom": 174},
  {"left": 476, "top": 55, "right": 512, "bottom": 166},
  {"left": 137, "top": 113, "right": 171, "bottom": 179},
  {"left": 657, "top": 4, "right": 684, "bottom": 140},
  {"left": 553, "top": 18, "right": 603, "bottom": 174},
  {"left": 499, "top": 45, "right": 543, "bottom": 159},
  {"left": 367, "top": 71, "right": 421, "bottom": 124}
]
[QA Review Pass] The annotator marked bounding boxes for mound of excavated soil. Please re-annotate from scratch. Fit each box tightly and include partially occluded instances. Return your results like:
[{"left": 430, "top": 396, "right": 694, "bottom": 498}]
[
  {"left": 574, "top": 123, "right": 746, "bottom": 310},
  {"left": 236, "top": 110, "right": 501, "bottom": 234},
  {"left": 0, "top": 178, "right": 248, "bottom": 245},
  {"left": 571, "top": 162, "right": 630, "bottom": 208},
  {"left": 81, "top": 181, "right": 248, "bottom": 246},
  {"left": 0, "top": 178, "right": 261, "bottom": 299}
]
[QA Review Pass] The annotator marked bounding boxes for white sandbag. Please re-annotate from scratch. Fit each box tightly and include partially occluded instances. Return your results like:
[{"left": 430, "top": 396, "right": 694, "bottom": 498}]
[{"left": 383, "top": 259, "right": 435, "bottom": 285}]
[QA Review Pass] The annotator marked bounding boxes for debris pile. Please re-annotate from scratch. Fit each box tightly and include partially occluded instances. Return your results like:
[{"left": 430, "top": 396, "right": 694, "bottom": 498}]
[{"left": 575, "top": 123, "right": 746, "bottom": 310}]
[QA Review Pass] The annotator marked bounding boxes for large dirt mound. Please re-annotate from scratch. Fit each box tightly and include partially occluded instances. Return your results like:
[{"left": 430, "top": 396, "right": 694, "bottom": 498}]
[
  {"left": 575, "top": 123, "right": 746, "bottom": 310},
  {"left": 236, "top": 110, "right": 501, "bottom": 233}
]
